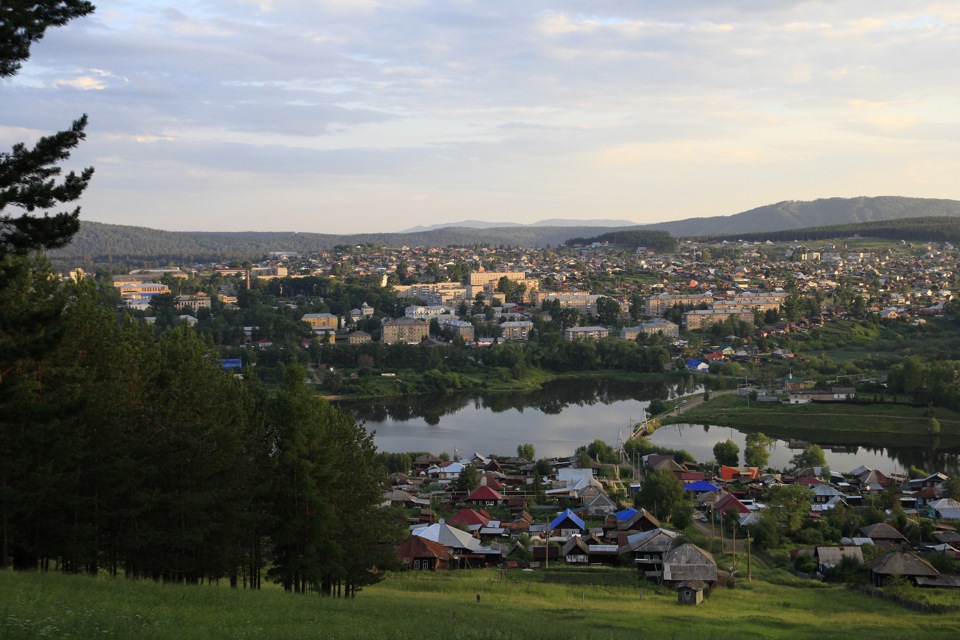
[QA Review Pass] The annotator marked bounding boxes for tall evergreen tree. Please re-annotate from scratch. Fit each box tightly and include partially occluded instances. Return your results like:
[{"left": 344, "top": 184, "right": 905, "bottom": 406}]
[{"left": 1, "top": 1, "right": 96, "bottom": 256}]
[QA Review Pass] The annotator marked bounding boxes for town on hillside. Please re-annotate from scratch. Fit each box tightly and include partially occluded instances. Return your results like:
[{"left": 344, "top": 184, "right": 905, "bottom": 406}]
[{"left": 387, "top": 446, "right": 960, "bottom": 601}]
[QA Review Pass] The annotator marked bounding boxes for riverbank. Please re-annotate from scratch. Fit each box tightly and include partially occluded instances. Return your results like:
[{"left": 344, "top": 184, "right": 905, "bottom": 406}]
[
  {"left": 665, "top": 394, "right": 960, "bottom": 445},
  {"left": 324, "top": 367, "right": 687, "bottom": 402}
]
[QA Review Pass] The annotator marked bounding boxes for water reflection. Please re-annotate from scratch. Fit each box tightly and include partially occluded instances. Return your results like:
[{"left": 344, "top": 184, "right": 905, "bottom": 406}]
[{"left": 343, "top": 378, "right": 960, "bottom": 474}]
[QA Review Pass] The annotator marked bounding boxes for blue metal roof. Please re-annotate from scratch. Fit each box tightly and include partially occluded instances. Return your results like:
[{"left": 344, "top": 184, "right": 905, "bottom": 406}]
[
  {"left": 550, "top": 508, "right": 585, "bottom": 531},
  {"left": 684, "top": 480, "right": 721, "bottom": 492},
  {"left": 614, "top": 507, "right": 638, "bottom": 522}
]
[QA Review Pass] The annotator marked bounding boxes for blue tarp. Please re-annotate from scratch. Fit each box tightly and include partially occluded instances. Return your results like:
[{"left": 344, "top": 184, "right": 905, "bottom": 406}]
[
  {"left": 614, "top": 508, "right": 638, "bottom": 521},
  {"left": 220, "top": 359, "right": 243, "bottom": 370}
]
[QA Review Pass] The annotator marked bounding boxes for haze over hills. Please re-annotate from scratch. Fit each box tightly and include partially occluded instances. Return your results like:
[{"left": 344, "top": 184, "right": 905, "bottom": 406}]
[
  {"left": 638, "top": 196, "right": 960, "bottom": 237},
  {"left": 400, "top": 218, "right": 639, "bottom": 233},
  {"left": 51, "top": 196, "right": 960, "bottom": 265}
]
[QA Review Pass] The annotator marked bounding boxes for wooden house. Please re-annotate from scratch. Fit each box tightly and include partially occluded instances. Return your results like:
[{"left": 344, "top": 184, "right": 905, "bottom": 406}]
[{"left": 662, "top": 544, "right": 718, "bottom": 588}]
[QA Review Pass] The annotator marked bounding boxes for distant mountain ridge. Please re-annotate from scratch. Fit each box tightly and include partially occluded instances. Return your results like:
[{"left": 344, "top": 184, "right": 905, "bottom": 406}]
[
  {"left": 638, "top": 196, "right": 960, "bottom": 237},
  {"left": 50, "top": 196, "right": 960, "bottom": 265},
  {"left": 400, "top": 218, "right": 638, "bottom": 233}
]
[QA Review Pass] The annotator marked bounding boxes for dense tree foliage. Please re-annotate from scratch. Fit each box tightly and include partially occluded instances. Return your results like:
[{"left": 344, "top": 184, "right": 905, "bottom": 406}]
[
  {"left": 564, "top": 230, "right": 677, "bottom": 253},
  {"left": 744, "top": 432, "right": 773, "bottom": 469},
  {"left": 635, "top": 467, "right": 686, "bottom": 521},
  {"left": 0, "top": 258, "right": 401, "bottom": 594},
  {"left": 713, "top": 439, "right": 740, "bottom": 467}
]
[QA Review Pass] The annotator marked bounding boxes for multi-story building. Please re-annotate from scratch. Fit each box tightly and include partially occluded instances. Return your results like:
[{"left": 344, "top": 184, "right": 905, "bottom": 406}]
[
  {"left": 620, "top": 319, "right": 679, "bottom": 340},
  {"left": 468, "top": 271, "right": 538, "bottom": 300},
  {"left": 394, "top": 282, "right": 469, "bottom": 306},
  {"left": 438, "top": 319, "right": 475, "bottom": 341},
  {"left": 682, "top": 308, "right": 755, "bottom": 331},
  {"left": 115, "top": 282, "right": 171, "bottom": 299},
  {"left": 175, "top": 293, "right": 211, "bottom": 312},
  {"left": 381, "top": 317, "right": 430, "bottom": 344},
  {"left": 500, "top": 320, "right": 534, "bottom": 341},
  {"left": 563, "top": 326, "right": 610, "bottom": 341},
  {"left": 644, "top": 293, "right": 714, "bottom": 317},
  {"left": 405, "top": 305, "right": 453, "bottom": 319},
  {"left": 301, "top": 313, "right": 338, "bottom": 330}
]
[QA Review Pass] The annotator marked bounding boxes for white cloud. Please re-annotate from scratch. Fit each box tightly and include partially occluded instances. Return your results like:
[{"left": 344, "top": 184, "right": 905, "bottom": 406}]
[{"left": 5, "top": 0, "right": 960, "bottom": 232}]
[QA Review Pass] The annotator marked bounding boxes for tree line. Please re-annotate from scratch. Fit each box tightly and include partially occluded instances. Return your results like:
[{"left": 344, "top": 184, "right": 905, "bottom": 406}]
[
  {"left": 0, "top": 255, "right": 403, "bottom": 595},
  {"left": 693, "top": 216, "right": 960, "bottom": 245}
]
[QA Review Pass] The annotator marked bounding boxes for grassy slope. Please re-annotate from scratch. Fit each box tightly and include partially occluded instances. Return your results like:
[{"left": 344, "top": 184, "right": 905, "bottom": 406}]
[{"left": 2, "top": 568, "right": 959, "bottom": 640}]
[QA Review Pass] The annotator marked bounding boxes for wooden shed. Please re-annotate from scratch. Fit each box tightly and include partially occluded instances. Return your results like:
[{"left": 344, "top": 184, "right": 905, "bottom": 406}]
[{"left": 676, "top": 580, "right": 708, "bottom": 605}]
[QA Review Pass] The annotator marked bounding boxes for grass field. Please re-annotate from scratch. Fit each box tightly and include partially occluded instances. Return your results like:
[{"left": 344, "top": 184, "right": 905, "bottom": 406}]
[
  {"left": 668, "top": 394, "right": 960, "bottom": 446},
  {"left": 3, "top": 567, "right": 959, "bottom": 639}
]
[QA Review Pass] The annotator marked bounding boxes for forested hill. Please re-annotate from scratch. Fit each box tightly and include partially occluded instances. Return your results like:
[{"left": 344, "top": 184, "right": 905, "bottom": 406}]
[
  {"left": 636, "top": 196, "right": 960, "bottom": 237},
  {"left": 49, "top": 196, "right": 960, "bottom": 265},
  {"left": 694, "top": 216, "right": 960, "bottom": 245},
  {"left": 50, "top": 221, "right": 646, "bottom": 263}
]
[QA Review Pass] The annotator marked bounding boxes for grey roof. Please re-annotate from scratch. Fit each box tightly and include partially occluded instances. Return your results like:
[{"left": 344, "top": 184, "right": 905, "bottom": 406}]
[
  {"left": 816, "top": 546, "right": 864, "bottom": 567},
  {"left": 867, "top": 551, "right": 939, "bottom": 577},
  {"left": 413, "top": 522, "right": 481, "bottom": 552},
  {"left": 662, "top": 543, "right": 718, "bottom": 583},
  {"left": 619, "top": 528, "right": 679, "bottom": 555}
]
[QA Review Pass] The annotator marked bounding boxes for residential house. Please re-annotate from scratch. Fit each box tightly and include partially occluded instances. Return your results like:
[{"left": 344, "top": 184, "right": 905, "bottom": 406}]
[
  {"left": 661, "top": 544, "right": 718, "bottom": 588},
  {"left": 618, "top": 528, "right": 680, "bottom": 579},
  {"left": 860, "top": 523, "right": 909, "bottom": 549},
  {"left": 815, "top": 546, "right": 864, "bottom": 573},
  {"left": 866, "top": 551, "right": 939, "bottom": 586},
  {"left": 396, "top": 536, "right": 453, "bottom": 571}
]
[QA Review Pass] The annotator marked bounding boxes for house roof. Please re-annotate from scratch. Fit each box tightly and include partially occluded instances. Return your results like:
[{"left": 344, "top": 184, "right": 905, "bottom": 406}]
[
  {"left": 396, "top": 536, "right": 453, "bottom": 562},
  {"left": 815, "top": 546, "right": 864, "bottom": 566},
  {"left": 619, "top": 528, "right": 679, "bottom": 554},
  {"left": 614, "top": 507, "right": 638, "bottom": 522},
  {"left": 860, "top": 522, "right": 908, "bottom": 542},
  {"left": 413, "top": 522, "right": 481, "bottom": 552},
  {"left": 550, "top": 508, "right": 586, "bottom": 532},
  {"left": 684, "top": 480, "right": 721, "bottom": 493},
  {"left": 467, "top": 485, "right": 503, "bottom": 501},
  {"left": 867, "top": 551, "right": 939, "bottom": 577},
  {"left": 447, "top": 509, "right": 490, "bottom": 528}
]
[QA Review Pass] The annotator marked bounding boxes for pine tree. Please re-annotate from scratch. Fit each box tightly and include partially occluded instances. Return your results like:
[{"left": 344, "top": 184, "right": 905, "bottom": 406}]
[{"left": 1, "top": 1, "right": 95, "bottom": 256}]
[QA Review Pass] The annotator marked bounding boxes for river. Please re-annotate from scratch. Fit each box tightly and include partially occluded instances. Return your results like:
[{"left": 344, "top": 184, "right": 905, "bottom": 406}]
[{"left": 343, "top": 378, "right": 960, "bottom": 475}]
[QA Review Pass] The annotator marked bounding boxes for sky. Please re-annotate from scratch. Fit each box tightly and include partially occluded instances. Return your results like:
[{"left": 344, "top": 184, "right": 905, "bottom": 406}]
[{"left": 5, "top": 1, "right": 960, "bottom": 234}]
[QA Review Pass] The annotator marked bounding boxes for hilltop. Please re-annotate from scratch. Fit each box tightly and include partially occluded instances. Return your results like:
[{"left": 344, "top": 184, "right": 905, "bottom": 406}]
[{"left": 50, "top": 196, "right": 960, "bottom": 263}]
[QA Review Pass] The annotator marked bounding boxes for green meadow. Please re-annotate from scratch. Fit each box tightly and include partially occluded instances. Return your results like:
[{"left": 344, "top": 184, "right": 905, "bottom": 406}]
[
  {"left": 2, "top": 567, "right": 959, "bottom": 640},
  {"left": 670, "top": 393, "right": 960, "bottom": 445}
]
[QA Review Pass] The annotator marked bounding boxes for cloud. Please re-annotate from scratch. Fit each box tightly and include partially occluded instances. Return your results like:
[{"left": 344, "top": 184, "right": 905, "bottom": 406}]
[{"left": 5, "top": 0, "right": 960, "bottom": 233}]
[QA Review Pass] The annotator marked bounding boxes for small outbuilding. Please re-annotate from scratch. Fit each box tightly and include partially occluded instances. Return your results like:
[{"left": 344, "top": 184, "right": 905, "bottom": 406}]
[{"left": 676, "top": 580, "right": 708, "bottom": 605}]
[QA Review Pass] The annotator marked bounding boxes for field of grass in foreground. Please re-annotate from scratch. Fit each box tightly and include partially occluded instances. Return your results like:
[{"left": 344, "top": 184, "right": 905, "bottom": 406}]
[{"left": 2, "top": 567, "right": 960, "bottom": 639}]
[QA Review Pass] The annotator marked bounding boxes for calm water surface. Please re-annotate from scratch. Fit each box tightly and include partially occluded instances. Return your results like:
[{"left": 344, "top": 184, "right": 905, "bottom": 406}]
[{"left": 345, "top": 379, "right": 960, "bottom": 475}]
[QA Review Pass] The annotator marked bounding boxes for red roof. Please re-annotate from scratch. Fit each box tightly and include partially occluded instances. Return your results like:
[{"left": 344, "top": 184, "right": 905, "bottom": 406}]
[
  {"left": 720, "top": 465, "right": 760, "bottom": 481},
  {"left": 447, "top": 509, "right": 490, "bottom": 528},
  {"left": 396, "top": 536, "right": 452, "bottom": 562},
  {"left": 466, "top": 485, "right": 503, "bottom": 502},
  {"left": 713, "top": 493, "right": 750, "bottom": 514}
]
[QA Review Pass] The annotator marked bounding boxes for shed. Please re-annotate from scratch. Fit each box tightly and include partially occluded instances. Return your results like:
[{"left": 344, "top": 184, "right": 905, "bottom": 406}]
[{"left": 676, "top": 580, "right": 708, "bottom": 606}]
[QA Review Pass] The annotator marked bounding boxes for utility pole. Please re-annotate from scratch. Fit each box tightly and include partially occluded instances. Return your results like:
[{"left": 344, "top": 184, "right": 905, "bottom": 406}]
[{"left": 747, "top": 531, "right": 752, "bottom": 582}]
